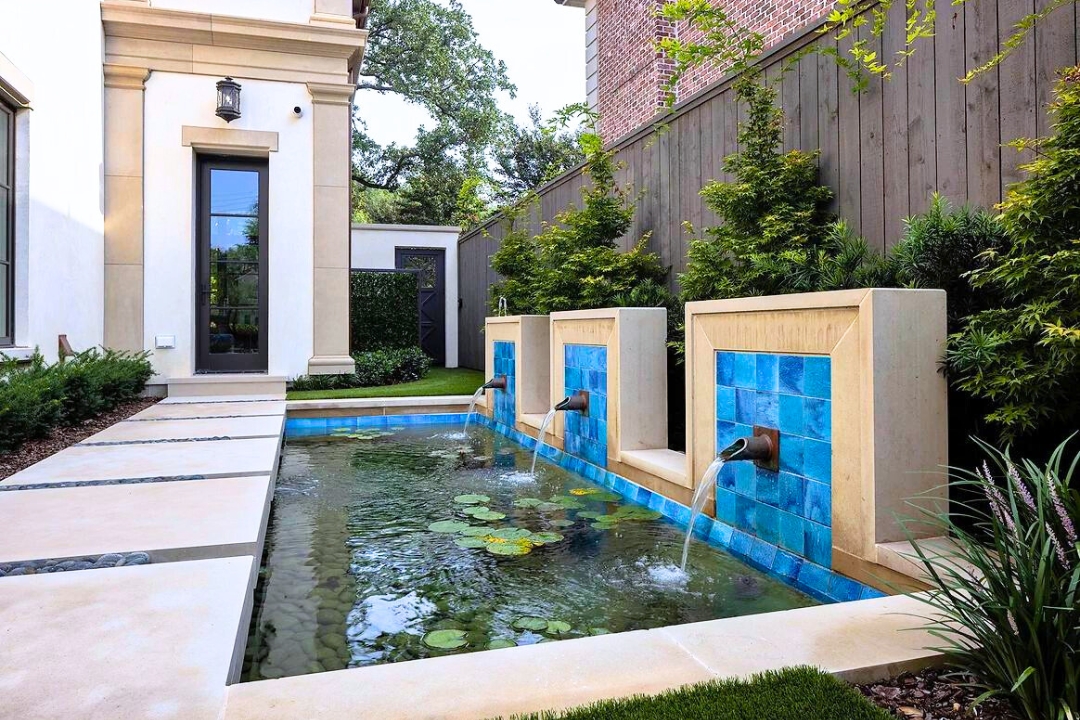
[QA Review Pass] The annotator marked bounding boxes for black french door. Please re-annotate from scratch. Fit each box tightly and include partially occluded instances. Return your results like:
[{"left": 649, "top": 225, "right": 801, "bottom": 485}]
[
  {"left": 395, "top": 248, "right": 446, "bottom": 365},
  {"left": 196, "top": 156, "right": 268, "bottom": 373}
]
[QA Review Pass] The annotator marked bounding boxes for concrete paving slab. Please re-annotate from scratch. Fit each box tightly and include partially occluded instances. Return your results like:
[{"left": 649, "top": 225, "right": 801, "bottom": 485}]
[
  {"left": 1, "top": 437, "right": 280, "bottom": 487},
  {"left": 131, "top": 401, "right": 286, "bottom": 421},
  {"left": 222, "top": 595, "right": 939, "bottom": 720},
  {"left": 0, "top": 557, "right": 254, "bottom": 720},
  {"left": 161, "top": 394, "right": 285, "bottom": 405},
  {"left": 0, "top": 476, "right": 272, "bottom": 564},
  {"left": 80, "top": 415, "right": 285, "bottom": 445}
]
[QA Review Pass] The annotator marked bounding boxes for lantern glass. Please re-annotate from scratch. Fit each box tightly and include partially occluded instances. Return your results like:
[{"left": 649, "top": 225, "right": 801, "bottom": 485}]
[{"left": 215, "top": 77, "right": 242, "bottom": 123}]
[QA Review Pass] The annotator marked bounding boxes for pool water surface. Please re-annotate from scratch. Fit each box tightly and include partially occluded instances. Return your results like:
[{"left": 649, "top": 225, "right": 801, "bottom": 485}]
[{"left": 241, "top": 424, "right": 816, "bottom": 681}]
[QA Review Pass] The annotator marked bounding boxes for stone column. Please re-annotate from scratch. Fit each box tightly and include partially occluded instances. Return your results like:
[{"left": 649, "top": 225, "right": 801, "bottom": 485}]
[
  {"left": 103, "top": 64, "right": 149, "bottom": 353},
  {"left": 306, "top": 82, "right": 356, "bottom": 375}
]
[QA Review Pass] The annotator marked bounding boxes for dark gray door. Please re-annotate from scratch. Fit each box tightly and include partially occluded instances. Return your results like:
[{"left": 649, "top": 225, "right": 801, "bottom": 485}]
[
  {"left": 196, "top": 156, "right": 269, "bottom": 373},
  {"left": 395, "top": 248, "right": 445, "bottom": 365}
]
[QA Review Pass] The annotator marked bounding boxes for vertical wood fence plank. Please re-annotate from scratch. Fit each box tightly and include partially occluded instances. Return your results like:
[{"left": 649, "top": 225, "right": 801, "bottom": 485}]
[
  {"left": 907, "top": 4, "right": 938, "bottom": 216},
  {"left": 882, "top": 0, "right": 910, "bottom": 248},
  {"left": 818, "top": 39, "right": 841, "bottom": 214},
  {"left": 936, "top": 2, "right": 969, "bottom": 202},
  {"left": 966, "top": 0, "right": 1002, "bottom": 208},
  {"left": 998, "top": 0, "right": 1037, "bottom": 195}
]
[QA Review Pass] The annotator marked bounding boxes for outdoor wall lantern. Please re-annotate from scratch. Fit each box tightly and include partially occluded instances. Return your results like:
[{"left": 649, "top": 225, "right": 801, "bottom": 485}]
[{"left": 215, "top": 77, "right": 242, "bottom": 123}]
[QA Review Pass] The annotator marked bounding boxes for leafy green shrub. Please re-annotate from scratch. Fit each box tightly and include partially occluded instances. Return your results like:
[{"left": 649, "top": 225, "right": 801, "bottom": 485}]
[
  {"left": 947, "top": 67, "right": 1080, "bottom": 440},
  {"left": 907, "top": 439, "right": 1080, "bottom": 720},
  {"left": 488, "top": 123, "right": 675, "bottom": 318},
  {"left": 489, "top": 197, "right": 540, "bottom": 316},
  {"left": 290, "top": 347, "right": 431, "bottom": 392},
  {"left": 0, "top": 348, "right": 153, "bottom": 453},
  {"left": 349, "top": 270, "right": 420, "bottom": 354}
]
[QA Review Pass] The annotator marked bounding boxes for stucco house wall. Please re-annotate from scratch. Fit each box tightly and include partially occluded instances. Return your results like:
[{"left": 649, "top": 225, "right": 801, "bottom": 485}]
[
  {"left": 0, "top": 1, "right": 106, "bottom": 362},
  {"left": 350, "top": 223, "right": 460, "bottom": 368}
]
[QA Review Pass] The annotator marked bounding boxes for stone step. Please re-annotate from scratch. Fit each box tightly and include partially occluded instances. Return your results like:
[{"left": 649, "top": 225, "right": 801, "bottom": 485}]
[{"left": 167, "top": 374, "right": 286, "bottom": 399}]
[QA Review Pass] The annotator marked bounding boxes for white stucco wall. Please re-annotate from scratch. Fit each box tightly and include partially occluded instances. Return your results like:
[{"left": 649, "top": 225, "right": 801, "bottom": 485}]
[
  {"left": 0, "top": 2, "right": 105, "bottom": 361},
  {"left": 143, "top": 72, "right": 314, "bottom": 380},
  {"left": 350, "top": 224, "right": 460, "bottom": 368},
  {"left": 149, "top": 0, "right": 315, "bottom": 25}
]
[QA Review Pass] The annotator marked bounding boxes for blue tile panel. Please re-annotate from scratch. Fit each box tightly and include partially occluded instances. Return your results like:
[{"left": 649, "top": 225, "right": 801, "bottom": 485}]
[
  {"left": 715, "top": 351, "right": 834, "bottom": 568},
  {"left": 492, "top": 341, "right": 517, "bottom": 428},
  {"left": 285, "top": 411, "right": 883, "bottom": 604},
  {"left": 562, "top": 344, "right": 608, "bottom": 468}
]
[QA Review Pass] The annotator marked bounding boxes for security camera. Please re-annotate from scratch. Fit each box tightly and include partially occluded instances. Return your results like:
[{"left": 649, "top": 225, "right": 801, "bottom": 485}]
[{"left": 293, "top": 106, "right": 304, "bottom": 118}]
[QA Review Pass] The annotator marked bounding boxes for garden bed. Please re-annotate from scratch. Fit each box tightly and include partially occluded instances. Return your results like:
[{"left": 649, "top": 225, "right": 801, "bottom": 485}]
[
  {"left": 0, "top": 397, "right": 158, "bottom": 480},
  {"left": 286, "top": 367, "right": 484, "bottom": 400},
  {"left": 857, "top": 670, "right": 1020, "bottom": 720}
]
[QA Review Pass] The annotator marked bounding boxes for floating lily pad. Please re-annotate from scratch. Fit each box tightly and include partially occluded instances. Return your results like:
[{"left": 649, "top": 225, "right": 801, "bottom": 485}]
[
  {"left": 535, "top": 502, "right": 566, "bottom": 513},
  {"left": 454, "top": 536, "right": 488, "bottom": 549},
  {"left": 454, "top": 494, "right": 491, "bottom": 505},
  {"left": 548, "top": 496, "right": 585, "bottom": 509},
  {"left": 422, "top": 629, "right": 468, "bottom": 649},
  {"left": 590, "top": 491, "right": 622, "bottom": 502},
  {"left": 530, "top": 531, "right": 564, "bottom": 544},
  {"left": 591, "top": 521, "right": 617, "bottom": 530},
  {"left": 463, "top": 506, "right": 489, "bottom": 516},
  {"left": 513, "top": 498, "right": 544, "bottom": 508},
  {"left": 576, "top": 511, "right": 602, "bottom": 519},
  {"left": 472, "top": 509, "right": 506, "bottom": 521},
  {"left": 512, "top": 617, "right": 549, "bottom": 632},
  {"left": 545, "top": 620, "right": 572, "bottom": 636},
  {"left": 612, "top": 506, "right": 662, "bottom": 521},
  {"left": 588, "top": 628, "right": 611, "bottom": 636},
  {"left": 459, "top": 526, "right": 491, "bottom": 537},
  {"left": 569, "top": 488, "right": 601, "bottom": 496},
  {"left": 487, "top": 638, "right": 517, "bottom": 650},
  {"left": 549, "top": 519, "right": 575, "bottom": 528},
  {"left": 485, "top": 542, "right": 532, "bottom": 556},
  {"left": 489, "top": 528, "right": 532, "bottom": 541},
  {"left": 428, "top": 520, "right": 472, "bottom": 533}
]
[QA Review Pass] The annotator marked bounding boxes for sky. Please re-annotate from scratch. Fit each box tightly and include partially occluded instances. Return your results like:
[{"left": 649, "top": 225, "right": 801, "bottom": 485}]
[{"left": 358, "top": 0, "right": 587, "bottom": 148}]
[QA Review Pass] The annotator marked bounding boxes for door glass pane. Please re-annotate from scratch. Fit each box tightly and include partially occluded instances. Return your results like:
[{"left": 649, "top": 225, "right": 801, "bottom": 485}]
[
  {"left": 210, "top": 216, "right": 259, "bottom": 260},
  {"left": 402, "top": 254, "right": 437, "bottom": 289},
  {"left": 210, "top": 261, "right": 259, "bottom": 307},
  {"left": 0, "top": 188, "right": 7, "bottom": 262},
  {"left": 209, "top": 309, "right": 259, "bottom": 355},
  {"left": 210, "top": 169, "right": 258, "bottom": 216}
]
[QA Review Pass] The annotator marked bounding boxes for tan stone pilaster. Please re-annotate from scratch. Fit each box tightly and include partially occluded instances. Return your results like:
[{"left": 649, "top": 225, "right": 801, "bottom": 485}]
[
  {"left": 306, "top": 82, "right": 355, "bottom": 375},
  {"left": 103, "top": 64, "right": 149, "bottom": 353}
]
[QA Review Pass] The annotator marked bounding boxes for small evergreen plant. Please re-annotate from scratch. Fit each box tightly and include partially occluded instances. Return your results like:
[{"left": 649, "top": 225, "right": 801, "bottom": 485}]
[{"left": 947, "top": 66, "right": 1080, "bottom": 440}]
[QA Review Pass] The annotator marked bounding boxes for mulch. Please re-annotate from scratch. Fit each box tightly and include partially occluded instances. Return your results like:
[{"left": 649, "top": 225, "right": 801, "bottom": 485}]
[
  {"left": 0, "top": 397, "right": 160, "bottom": 480},
  {"left": 857, "top": 670, "right": 1022, "bottom": 720}
]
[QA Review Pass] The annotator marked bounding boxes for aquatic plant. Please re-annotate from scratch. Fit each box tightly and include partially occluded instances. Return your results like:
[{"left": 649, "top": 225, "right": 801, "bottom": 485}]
[
  {"left": 454, "top": 494, "right": 490, "bottom": 505},
  {"left": 421, "top": 629, "right": 468, "bottom": 650}
]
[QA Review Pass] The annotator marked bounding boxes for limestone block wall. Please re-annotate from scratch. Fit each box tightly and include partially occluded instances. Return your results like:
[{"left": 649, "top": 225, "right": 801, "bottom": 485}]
[
  {"left": 482, "top": 316, "right": 551, "bottom": 429},
  {"left": 686, "top": 289, "right": 948, "bottom": 585}
]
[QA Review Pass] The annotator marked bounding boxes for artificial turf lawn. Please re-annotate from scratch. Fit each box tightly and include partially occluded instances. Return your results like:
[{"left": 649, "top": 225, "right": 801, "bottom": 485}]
[
  {"left": 506, "top": 667, "right": 891, "bottom": 720},
  {"left": 286, "top": 367, "right": 485, "bottom": 400}
]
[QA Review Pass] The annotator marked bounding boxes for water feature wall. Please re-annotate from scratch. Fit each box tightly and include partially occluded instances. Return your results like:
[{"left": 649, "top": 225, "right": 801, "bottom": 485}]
[
  {"left": 687, "top": 289, "right": 948, "bottom": 588},
  {"left": 715, "top": 352, "right": 833, "bottom": 568},
  {"left": 492, "top": 341, "right": 516, "bottom": 427},
  {"left": 549, "top": 309, "right": 670, "bottom": 480},
  {"left": 482, "top": 316, "right": 551, "bottom": 430},
  {"left": 562, "top": 345, "right": 608, "bottom": 467}
]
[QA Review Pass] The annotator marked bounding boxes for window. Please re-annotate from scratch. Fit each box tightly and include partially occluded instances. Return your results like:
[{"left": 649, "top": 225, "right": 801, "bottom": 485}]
[{"left": 0, "top": 99, "right": 13, "bottom": 346}]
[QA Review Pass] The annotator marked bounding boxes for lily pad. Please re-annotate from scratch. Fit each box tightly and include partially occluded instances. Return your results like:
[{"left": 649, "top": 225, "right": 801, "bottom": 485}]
[
  {"left": 422, "top": 629, "right": 468, "bottom": 650},
  {"left": 472, "top": 509, "right": 507, "bottom": 521},
  {"left": 612, "top": 506, "right": 662, "bottom": 521},
  {"left": 591, "top": 521, "right": 617, "bottom": 530},
  {"left": 569, "top": 488, "right": 601, "bottom": 496},
  {"left": 588, "top": 627, "right": 611, "bottom": 636},
  {"left": 487, "top": 638, "right": 517, "bottom": 650},
  {"left": 549, "top": 519, "right": 575, "bottom": 528},
  {"left": 463, "top": 506, "right": 490, "bottom": 516},
  {"left": 530, "top": 531, "right": 564, "bottom": 544},
  {"left": 545, "top": 620, "right": 572, "bottom": 636},
  {"left": 428, "top": 520, "right": 472, "bottom": 533},
  {"left": 489, "top": 528, "right": 532, "bottom": 541},
  {"left": 454, "top": 537, "right": 488, "bottom": 549},
  {"left": 576, "top": 511, "right": 602, "bottom": 519},
  {"left": 454, "top": 494, "right": 491, "bottom": 505},
  {"left": 485, "top": 542, "right": 532, "bottom": 556},
  {"left": 548, "top": 496, "right": 585, "bottom": 509},
  {"left": 535, "top": 502, "right": 566, "bottom": 513},
  {"left": 512, "top": 617, "right": 549, "bottom": 632},
  {"left": 459, "top": 526, "right": 491, "bottom": 537},
  {"left": 590, "top": 491, "right": 623, "bottom": 502},
  {"left": 513, "top": 498, "right": 545, "bottom": 508}
]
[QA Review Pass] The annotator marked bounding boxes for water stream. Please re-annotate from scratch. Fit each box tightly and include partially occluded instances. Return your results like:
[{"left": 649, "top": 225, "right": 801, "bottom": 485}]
[
  {"left": 462, "top": 387, "right": 484, "bottom": 435},
  {"left": 530, "top": 408, "right": 557, "bottom": 475},
  {"left": 680, "top": 457, "right": 727, "bottom": 571}
]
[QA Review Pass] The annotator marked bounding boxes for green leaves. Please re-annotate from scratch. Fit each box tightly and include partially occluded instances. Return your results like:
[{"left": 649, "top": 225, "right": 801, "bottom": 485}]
[{"left": 422, "top": 629, "right": 468, "bottom": 649}]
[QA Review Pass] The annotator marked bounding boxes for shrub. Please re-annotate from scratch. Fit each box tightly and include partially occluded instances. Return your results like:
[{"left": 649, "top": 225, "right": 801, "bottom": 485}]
[
  {"left": 349, "top": 270, "right": 420, "bottom": 354},
  {"left": 947, "top": 67, "right": 1080, "bottom": 440},
  {"left": 0, "top": 348, "right": 153, "bottom": 453},
  {"left": 290, "top": 347, "right": 431, "bottom": 392},
  {"left": 907, "top": 439, "right": 1080, "bottom": 720},
  {"left": 488, "top": 198, "right": 540, "bottom": 316}
]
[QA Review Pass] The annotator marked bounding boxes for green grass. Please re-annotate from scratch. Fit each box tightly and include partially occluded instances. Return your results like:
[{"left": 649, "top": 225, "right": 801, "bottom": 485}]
[
  {"left": 286, "top": 367, "right": 485, "bottom": 401},
  {"left": 505, "top": 667, "right": 890, "bottom": 720}
]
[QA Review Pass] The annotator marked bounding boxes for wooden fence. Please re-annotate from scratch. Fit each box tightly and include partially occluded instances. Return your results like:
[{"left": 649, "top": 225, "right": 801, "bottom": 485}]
[{"left": 458, "top": 0, "right": 1080, "bottom": 370}]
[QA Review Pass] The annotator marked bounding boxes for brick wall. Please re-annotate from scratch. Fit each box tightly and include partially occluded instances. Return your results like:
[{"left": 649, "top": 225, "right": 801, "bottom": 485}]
[{"left": 594, "top": 0, "right": 832, "bottom": 140}]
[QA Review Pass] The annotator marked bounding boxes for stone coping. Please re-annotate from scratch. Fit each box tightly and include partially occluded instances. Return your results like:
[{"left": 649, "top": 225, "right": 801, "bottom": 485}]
[
  {"left": 286, "top": 395, "right": 474, "bottom": 411},
  {"left": 222, "top": 594, "right": 939, "bottom": 720}
]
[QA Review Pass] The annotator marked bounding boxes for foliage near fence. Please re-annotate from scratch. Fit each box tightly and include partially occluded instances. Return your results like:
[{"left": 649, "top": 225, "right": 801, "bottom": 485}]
[
  {"left": 0, "top": 349, "right": 154, "bottom": 453},
  {"left": 290, "top": 347, "right": 431, "bottom": 393},
  {"left": 349, "top": 270, "right": 420, "bottom": 354}
]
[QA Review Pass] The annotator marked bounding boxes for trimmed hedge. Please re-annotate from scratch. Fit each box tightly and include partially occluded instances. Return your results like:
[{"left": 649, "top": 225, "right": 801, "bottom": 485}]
[
  {"left": 350, "top": 270, "right": 420, "bottom": 354},
  {"left": 0, "top": 349, "right": 154, "bottom": 453},
  {"left": 290, "top": 347, "right": 431, "bottom": 392}
]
